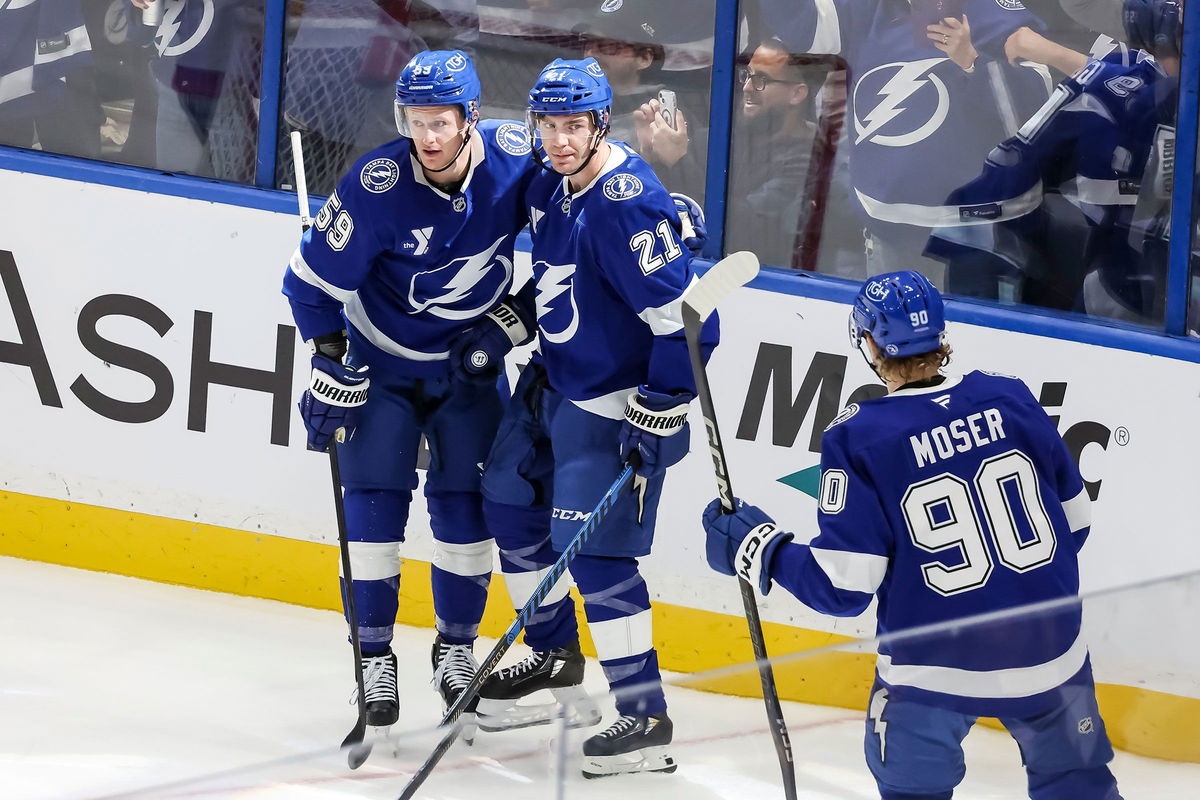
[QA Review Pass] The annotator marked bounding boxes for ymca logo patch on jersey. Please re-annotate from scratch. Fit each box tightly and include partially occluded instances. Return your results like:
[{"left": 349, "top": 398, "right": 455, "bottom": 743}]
[
  {"left": 496, "top": 123, "right": 531, "bottom": 156},
  {"left": 603, "top": 173, "right": 644, "bottom": 201},
  {"left": 360, "top": 158, "right": 400, "bottom": 193},
  {"left": 853, "top": 59, "right": 950, "bottom": 148}
]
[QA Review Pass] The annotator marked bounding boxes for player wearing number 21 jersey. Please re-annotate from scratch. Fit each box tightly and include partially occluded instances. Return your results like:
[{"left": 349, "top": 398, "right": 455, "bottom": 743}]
[{"left": 703, "top": 271, "right": 1121, "bottom": 800}]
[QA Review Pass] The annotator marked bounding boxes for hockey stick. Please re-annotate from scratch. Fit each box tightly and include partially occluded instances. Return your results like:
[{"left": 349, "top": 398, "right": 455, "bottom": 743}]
[
  {"left": 681, "top": 251, "right": 798, "bottom": 800},
  {"left": 290, "top": 131, "right": 373, "bottom": 770},
  {"left": 395, "top": 464, "right": 637, "bottom": 800}
]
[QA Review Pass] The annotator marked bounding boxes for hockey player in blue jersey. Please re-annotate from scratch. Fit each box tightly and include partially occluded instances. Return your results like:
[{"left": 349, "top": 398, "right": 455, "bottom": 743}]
[
  {"left": 933, "top": 0, "right": 1182, "bottom": 325},
  {"left": 450, "top": 57, "right": 715, "bottom": 777},
  {"left": 282, "top": 50, "right": 538, "bottom": 734},
  {"left": 702, "top": 271, "right": 1121, "bottom": 799}
]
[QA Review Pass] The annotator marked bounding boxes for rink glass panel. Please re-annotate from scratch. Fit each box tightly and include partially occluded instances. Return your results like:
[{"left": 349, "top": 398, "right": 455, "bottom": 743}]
[
  {"left": 0, "top": 0, "right": 267, "bottom": 183},
  {"left": 728, "top": 0, "right": 1183, "bottom": 335},
  {"left": 272, "top": 0, "right": 717, "bottom": 200}
]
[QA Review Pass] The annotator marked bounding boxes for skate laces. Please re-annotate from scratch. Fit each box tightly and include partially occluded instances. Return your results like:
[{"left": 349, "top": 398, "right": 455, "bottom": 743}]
[
  {"left": 599, "top": 714, "right": 640, "bottom": 738},
  {"left": 432, "top": 642, "right": 479, "bottom": 691},
  {"left": 497, "top": 650, "right": 548, "bottom": 680},
  {"left": 354, "top": 653, "right": 397, "bottom": 706}
]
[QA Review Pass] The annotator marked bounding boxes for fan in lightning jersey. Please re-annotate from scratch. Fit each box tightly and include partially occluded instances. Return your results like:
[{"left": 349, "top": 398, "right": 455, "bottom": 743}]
[
  {"left": 282, "top": 50, "right": 537, "bottom": 740},
  {"left": 0, "top": 0, "right": 95, "bottom": 156},
  {"left": 934, "top": 0, "right": 1181, "bottom": 326},
  {"left": 462, "top": 58, "right": 716, "bottom": 778},
  {"left": 760, "top": 0, "right": 1056, "bottom": 278},
  {"left": 703, "top": 271, "right": 1122, "bottom": 800}
]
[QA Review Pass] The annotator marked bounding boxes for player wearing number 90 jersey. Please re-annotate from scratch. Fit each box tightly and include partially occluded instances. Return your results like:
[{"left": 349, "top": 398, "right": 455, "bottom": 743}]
[{"left": 703, "top": 271, "right": 1121, "bottom": 800}]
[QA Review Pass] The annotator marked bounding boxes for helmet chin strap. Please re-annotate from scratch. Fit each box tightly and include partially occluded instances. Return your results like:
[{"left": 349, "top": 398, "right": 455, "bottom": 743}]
[
  {"left": 531, "top": 113, "right": 608, "bottom": 177},
  {"left": 412, "top": 124, "right": 474, "bottom": 175}
]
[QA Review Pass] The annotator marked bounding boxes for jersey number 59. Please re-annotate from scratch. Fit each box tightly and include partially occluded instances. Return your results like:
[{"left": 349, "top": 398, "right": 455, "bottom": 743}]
[
  {"left": 902, "top": 450, "right": 1057, "bottom": 596},
  {"left": 314, "top": 191, "right": 354, "bottom": 251}
]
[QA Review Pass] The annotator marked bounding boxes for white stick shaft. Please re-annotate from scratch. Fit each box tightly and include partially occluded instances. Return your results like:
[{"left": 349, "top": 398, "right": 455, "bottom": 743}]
[{"left": 290, "top": 131, "right": 311, "bottom": 228}]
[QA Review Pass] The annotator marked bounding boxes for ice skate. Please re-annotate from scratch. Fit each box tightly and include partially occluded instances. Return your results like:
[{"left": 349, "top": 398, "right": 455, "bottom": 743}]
[
  {"left": 475, "top": 639, "right": 602, "bottom": 732},
  {"left": 358, "top": 650, "right": 399, "bottom": 735},
  {"left": 581, "top": 712, "right": 676, "bottom": 778},
  {"left": 431, "top": 635, "right": 480, "bottom": 744}
]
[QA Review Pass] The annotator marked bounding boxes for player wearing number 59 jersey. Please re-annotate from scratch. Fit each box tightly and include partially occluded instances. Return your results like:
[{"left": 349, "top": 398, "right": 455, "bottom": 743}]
[
  {"left": 703, "top": 271, "right": 1121, "bottom": 800},
  {"left": 282, "top": 50, "right": 537, "bottom": 739}
]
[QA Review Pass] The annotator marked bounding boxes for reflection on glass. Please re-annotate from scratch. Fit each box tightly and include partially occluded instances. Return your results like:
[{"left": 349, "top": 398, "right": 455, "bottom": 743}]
[
  {"left": 0, "top": 0, "right": 100, "bottom": 159},
  {"left": 733, "top": 0, "right": 1183, "bottom": 331}
]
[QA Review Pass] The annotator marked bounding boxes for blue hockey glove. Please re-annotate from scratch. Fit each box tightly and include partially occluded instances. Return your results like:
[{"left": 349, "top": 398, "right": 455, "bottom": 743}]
[
  {"left": 671, "top": 192, "right": 707, "bottom": 256},
  {"left": 298, "top": 353, "right": 370, "bottom": 452},
  {"left": 618, "top": 387, "right": 692, "bottom": 478},
  {"left": 702, "top": 498, "right": 794, "bottom": 595},
  {"left": 448, "top": 298, "right": 532, "bottom": 385}
]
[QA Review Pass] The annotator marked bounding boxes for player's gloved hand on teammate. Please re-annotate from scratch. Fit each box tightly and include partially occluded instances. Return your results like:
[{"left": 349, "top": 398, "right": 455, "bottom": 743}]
[
  {"left": 448, "top": 298, "right": 532, "bottom": 385},
  {"left": 619, "top": 387, "right": 692, "bottom": 478},
  {"left": 702, "top": 498, "right": 794, "bottom": 595},
  {"left": 298, "top": 353, "right": 370, "bottom": 452},
  {"left": 670, "top": 192, "right": 707, "bottom": 256}
]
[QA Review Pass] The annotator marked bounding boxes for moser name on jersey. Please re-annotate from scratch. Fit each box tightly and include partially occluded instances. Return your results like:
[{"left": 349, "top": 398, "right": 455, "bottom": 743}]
[{"left": 910, "top": 408, "right": 1007, "bottom": 468}]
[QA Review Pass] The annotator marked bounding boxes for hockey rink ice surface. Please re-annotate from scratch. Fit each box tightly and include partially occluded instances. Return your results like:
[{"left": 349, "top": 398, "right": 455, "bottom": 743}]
[{"left": 2, "top": 557, "right": 1197, "bottom": 799}]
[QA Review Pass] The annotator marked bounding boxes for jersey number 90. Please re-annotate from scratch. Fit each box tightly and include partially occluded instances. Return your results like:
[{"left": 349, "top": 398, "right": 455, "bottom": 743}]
[{"left": 901, "top": 450, "right": 1057, "bottom": 596}]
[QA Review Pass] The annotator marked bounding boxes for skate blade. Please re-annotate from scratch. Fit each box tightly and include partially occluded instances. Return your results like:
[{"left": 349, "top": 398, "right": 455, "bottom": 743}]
[
  {"left": 581, "top": 745, "right": 677, "bottom": 779},
  {"left": 477, "top": 687, "right": 602, "bottom": 733}
]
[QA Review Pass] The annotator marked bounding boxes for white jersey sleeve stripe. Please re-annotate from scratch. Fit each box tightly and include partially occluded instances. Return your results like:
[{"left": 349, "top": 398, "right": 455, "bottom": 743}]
[
  {"left": 636, "top": 274, "right": 694, "bottom": 336},
  {"left": 1061, "top": 489, "right": 1092, "bottom": 533},
  {"left": 810, "top": 0, "right": 842, "bottom": 54},
  {"left": 289, "top": 249, "right": 357, "bottom": 304},
  {"left": 876, "top": 632, "right": 1088, "bottom": 699},
  {"left": 810, "top": 547, "right": 889, "bottom": 594}
]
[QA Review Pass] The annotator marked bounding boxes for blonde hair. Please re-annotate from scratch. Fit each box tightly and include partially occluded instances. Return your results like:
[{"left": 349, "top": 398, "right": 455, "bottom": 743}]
[{"left": 874, "top": 341, "right": 953, "bottom": 385}]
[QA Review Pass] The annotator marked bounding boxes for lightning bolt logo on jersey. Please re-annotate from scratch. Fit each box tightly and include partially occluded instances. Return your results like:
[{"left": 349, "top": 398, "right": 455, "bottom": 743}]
[
  {"left": 525, "top": 143, "right": 712, "bottom": 405},
  {"left": 282, "top": 120, "right": 537, "bottom": 376},
  {"left": 765, "top": 0, "right": 1053, "bottom": 228},
  {"left": 408, "top": 235, "right": 512, "bottom": 320}
]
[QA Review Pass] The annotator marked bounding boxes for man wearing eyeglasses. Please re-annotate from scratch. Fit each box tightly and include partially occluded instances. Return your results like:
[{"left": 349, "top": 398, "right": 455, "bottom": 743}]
[{"left": 724, "top": 39, "right": 830, "bottom": 268}]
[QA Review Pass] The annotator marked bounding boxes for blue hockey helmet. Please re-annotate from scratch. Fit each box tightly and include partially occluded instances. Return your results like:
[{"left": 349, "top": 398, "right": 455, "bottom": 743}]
[
  {"left": 849, "top": 270, "right": 946, "bottom": 362},
  {"left": 1123, "top": 0, "right": 1183, "bottom": 58},
  {"left": 394, "top": 50, "right": 481, "bottom": 137},
  {"left": 527, "top": 58, "right": 612, "bottom": 124}
]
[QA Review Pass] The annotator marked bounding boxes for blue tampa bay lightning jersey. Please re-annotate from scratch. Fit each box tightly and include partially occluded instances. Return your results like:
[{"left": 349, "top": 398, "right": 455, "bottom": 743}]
[
  {"left": 0, "top": 0, "right": 92, "bottom": 113},
  {"left": 761, "top": 0, "right": 1053, "bottom": 229},
  {"left": 769, "top": 371, "right": 1093, "bottom": 716},
  {"left": 526, "top": 142, "right": 715, "bottom": 411},
  {"left": 283, "top": 119, "right": 536, "bottom": 376},
  {"left": 943, "top": 52, "right": 1177, "bottom": 316}
]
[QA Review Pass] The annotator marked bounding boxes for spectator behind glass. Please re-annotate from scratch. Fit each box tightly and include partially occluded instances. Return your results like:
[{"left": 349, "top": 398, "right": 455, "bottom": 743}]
[
  {"left": 757, "top": 0, "right": 1061, "bottom": 290},
  {"left": 576, "top": 0, "right": 708, "bottom": 200},
  {"left": 724, "top": 40, "right": 820, "bottom": 269},
  {"left": 932, "top": 0, "right": 1182, "bottom": 327},
  {"left": 0, "top": 0, "right": 101, "bottom": 159},
  {"left": 279, "top": 0, "right": 426, "bottom": 195},
  {"left": 130, "top": 0, "right": 264, "bottom": 182}
]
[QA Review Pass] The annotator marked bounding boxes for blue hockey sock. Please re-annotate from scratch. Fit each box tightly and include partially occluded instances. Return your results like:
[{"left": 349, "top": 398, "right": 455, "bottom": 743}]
[
  {"left": 571, "top": 554, "right": 666, "bottom": 716},
  {"left": 485, "top": 499, "right": 578, "bottom": 651},
  {"left": 342, "top": 488, "right": 410, "bottom": 654},
  {"left": 427, "top": 489, "right": 493, "bottom": 645}
]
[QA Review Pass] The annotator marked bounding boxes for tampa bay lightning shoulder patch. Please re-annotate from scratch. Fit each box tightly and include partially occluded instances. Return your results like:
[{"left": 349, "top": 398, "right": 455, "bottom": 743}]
[
  {"left": 602, "top": 173, "right": 643, "bottom": 201},
  {"left": 360, "top": 158, "right": 400, "bottom": 193}
]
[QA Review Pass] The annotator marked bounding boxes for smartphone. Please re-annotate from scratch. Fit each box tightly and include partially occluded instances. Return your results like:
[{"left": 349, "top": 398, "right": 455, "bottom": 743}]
[
  {"left": 910, "top": 0, "right": 965, "bottom": 45},
  {"left": 658, "top": 89, "right": 677, "bottom": 130}
]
